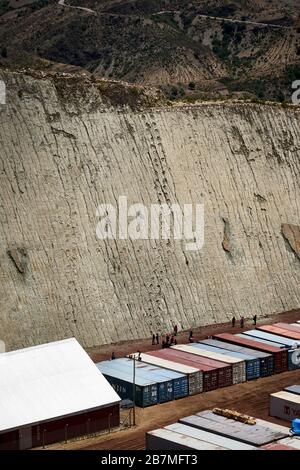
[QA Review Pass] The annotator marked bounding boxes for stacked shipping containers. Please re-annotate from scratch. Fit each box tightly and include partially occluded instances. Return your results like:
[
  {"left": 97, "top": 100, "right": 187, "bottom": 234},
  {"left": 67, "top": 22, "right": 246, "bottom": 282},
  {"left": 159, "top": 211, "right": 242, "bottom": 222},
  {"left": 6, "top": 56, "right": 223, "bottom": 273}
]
[
  {"left": 275, "top": 323, "right": 300, "bottom": 333},
  {"left": 242, "top": 329, "right": 294, "bottom": 346},
  {"left": 192, "top": 342, "right": 260, "bottom": 380},
  {"left": 241, "top": 330, "right": 300, "bottom": 370},
  {"left": 98, "top": 358, "right": 188, "bottom": 402},
  {"left": 213, "top": 333, "right": 288, "bottom": 374},
  {"left": 97, "top": 363, "right": 158, "bottom": 407},
  {"left": 201, "top": 338, "right": 274, "bottom": 377},
  {"left": 173, "top": 344, "right": 246, "bottom": 384},
  {"left": 257, "top": 324, "right": 300, "bottom": 340},
  {"left": 131, "top": 352, "right": 203, "bottom": 395},
  {"left": 148, "top": 348, "right": 228, "bottom": 391}
]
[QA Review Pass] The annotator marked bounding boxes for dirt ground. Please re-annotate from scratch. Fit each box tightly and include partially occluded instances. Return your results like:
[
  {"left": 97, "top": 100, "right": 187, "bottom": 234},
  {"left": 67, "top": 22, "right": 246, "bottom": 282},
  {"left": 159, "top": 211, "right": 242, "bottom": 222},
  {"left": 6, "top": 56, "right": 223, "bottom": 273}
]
[{"left": 47, "top": 308, "right": 300, "bottom": 450}]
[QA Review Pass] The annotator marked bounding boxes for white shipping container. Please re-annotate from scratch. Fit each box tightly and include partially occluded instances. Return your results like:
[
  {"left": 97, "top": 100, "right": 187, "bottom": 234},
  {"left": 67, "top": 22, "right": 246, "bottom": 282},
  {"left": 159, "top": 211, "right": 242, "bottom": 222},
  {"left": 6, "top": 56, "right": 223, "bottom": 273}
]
[
  {"left": 278, "top": 437, "right": 300, "bottom": 450},
  {"left": 255, "top": 418, "right": 290, "bottom": 435},
  {"left": 166, "top": 423, "right": 256, "bottom": 450},
  {"left": 270, "top": 391, "right": 300, "bottom": 421},
  {"left": 146, "top": 428, "right": 226, "bottom": 450},
  {"left": 172, "top": 344, "right": 246, "bottom": 384},
  {"left": 130, "top": 352, "right": 203, "bottom": 395}
]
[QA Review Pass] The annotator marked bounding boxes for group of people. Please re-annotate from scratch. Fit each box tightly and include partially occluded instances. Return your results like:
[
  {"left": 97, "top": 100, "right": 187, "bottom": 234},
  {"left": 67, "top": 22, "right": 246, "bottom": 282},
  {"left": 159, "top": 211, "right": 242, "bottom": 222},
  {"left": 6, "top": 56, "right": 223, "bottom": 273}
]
[
  {"left": 152, "top": 325, "right": 179, "bottom": 349},
  {"left": 231, "top": 315, "right": 257, "bottom": 328}
]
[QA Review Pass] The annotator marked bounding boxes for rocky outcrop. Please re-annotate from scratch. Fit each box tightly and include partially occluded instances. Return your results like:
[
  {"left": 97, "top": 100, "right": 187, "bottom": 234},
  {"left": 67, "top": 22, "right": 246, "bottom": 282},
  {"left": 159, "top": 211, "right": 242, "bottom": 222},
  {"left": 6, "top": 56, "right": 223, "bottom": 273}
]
[{"left": 0, "top": 70, "right": 299, "bottom": 350}]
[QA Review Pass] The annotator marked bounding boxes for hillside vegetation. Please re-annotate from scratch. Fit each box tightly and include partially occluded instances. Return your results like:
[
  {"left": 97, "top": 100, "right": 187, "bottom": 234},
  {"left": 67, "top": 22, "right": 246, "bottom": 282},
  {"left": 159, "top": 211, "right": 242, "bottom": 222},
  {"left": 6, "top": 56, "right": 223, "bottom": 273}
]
[{"left": 0, "top": 0, "right": 300, "bottom": 101}]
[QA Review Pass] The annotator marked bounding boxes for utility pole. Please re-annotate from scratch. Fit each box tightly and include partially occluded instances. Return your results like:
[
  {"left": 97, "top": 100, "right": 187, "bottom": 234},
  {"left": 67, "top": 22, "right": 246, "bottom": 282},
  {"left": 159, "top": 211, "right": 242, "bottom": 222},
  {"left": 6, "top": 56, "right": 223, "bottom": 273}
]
[{"left": 132, "top": 355, "right": 136, "bottom": 426}]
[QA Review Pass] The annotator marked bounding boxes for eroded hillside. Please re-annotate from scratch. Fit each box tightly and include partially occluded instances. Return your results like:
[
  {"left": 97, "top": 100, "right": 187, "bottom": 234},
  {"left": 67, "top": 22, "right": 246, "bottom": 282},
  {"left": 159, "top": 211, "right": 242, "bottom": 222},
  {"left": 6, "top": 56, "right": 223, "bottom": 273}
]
[
  {"left": 0, "top": 0, "right": 300, "bottom": 101},
  {"left": 0, "top": 70, "right": 299, "bottom": 350}
]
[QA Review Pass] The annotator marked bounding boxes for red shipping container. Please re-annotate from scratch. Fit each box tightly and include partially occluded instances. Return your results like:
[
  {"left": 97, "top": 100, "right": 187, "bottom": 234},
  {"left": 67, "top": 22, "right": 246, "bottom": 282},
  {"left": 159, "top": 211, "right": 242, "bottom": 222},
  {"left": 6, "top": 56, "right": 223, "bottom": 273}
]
[
  {"left": 148, "top": 349, "right": 232, "bottom": 391},
  {"left": 273, "top": 323, "right": 300, "bottom": 334},
  {"left": 213, "top": 333, "right": 288, "bottom": 374},
  {"left": 262, "top": 443, "right": 295, "bottom": 451},
  {"left": 257, "top": 324, "right": 300, "bottom": 340}
]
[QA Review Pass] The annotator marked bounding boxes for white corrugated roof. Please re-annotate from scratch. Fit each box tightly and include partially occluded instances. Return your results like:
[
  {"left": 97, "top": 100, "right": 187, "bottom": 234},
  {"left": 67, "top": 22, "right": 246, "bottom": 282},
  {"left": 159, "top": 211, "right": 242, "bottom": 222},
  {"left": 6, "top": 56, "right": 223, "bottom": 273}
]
[{"left": 0, "top": 338, "right": 120, "bottom": 432}]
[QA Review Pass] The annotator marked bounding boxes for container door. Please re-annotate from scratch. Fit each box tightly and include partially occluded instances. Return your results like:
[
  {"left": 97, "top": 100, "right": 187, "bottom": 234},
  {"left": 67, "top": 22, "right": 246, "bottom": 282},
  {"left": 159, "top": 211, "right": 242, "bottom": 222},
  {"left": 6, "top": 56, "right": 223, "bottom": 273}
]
[{"left": 19, "top": 426, "right": 32, "bottom": 450}]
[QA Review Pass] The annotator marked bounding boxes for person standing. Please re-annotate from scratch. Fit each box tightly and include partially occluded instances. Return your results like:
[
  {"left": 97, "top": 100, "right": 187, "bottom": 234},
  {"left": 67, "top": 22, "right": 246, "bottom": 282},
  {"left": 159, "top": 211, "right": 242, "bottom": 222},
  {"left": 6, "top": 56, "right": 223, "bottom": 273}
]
[
  {"left": 174, "top": 325, "right": 178, "bottom": 336},
  {"left": 111, "top": 352, "right": 116, "bottom": 360},
  {"left": 189, "top": 330, "right": 193, "bottom": 343},
  {"left": 253, "top": 314, "right": 257, "bottom": 326},
  {"left": 240, "top": 317, "right": 244, "bottom": 329},
  {"left": 152, "top": 333, "right": 155, "bottom": 345},
  {"left": 232, "top": 316, "right": 236, "bottom": 328},
  {"left": 156, "top": 333, "right": 159, "bottom": 345}
]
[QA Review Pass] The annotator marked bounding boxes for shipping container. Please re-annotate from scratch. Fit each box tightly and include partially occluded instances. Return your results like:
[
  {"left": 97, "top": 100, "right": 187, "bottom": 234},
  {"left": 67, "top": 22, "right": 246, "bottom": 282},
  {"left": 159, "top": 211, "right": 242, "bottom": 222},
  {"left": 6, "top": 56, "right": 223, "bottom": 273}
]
[
  {"left": 193, "top": 342, "right": 260, "bottom": 381},
  {"left": 128, "top": 358, "right": 188, "bottom": 399},
  {"left": 242, "top": 329, "right": 294, "bottom": 347},
  {"left": 262, "top": 443, "right": 295, "bottom": 450},
  {"left": 165, "top": 423, "right": 256, "bottom": 450},
  {"left": 173, "top": 344, "right": 246, "bottom": 384},
  {"left": 170, "top": 349, "right": 233, "bottom": 389},
  {"left": 237, "top": 333, "right": 286, "bottom": 348},
  {"left": 277, "top": 437, "right": 300, "bottom": 450},
  {"left": 146, "top": 428, "right": 226, "bottom": 450},
  {"left": 131, "top": 352, "right": 203, "bottom": 395},
  {"left": 275, "top": 323, "right": 300, "bottom": 333},
  {"left": 255, "top": 418, "right": 290, "bottom": 435},
  {"left": 148, "top": 348, "right": 229, "bottom": 391},
  {"left": 270, "top": 391, "right": 300, "bottom": 421},
  {"left": 257, "top": 324, "right": 300, "bottom": 340},
  {"left": 99, "top": 358, "right": 180, "bottom": 402},
  {"left": 201, "top": 338, "right": 274, "bottom": 377},
  {"left": 179, "top": 410, "right": 287, "bottom": 446},
  {"left": 97, "top": 363, "right": 158, "bottom": 407},
  {"left": 241, "top": 331, "right": 300, "bottom": 371},
  {"left": 213, "top": 333, "right": 288, "bottom": 374},
  {"left": 284, "top": 385, "right": 300, "bottom": 396}
]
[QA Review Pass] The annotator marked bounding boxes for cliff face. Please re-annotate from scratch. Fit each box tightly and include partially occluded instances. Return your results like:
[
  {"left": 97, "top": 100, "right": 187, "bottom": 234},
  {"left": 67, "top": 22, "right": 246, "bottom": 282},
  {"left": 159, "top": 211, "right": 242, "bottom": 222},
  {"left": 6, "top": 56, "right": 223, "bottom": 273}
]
[{"left": 0, "top": 71, "right": 299, "bottom": 350}]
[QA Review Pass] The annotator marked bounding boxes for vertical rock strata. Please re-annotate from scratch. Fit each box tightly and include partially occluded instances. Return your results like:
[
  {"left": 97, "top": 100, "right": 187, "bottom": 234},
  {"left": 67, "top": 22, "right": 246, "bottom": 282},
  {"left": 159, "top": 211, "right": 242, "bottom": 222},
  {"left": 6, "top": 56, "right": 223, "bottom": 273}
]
[{"left": 0, "top": 71, "right": 299, "bottom": 350}]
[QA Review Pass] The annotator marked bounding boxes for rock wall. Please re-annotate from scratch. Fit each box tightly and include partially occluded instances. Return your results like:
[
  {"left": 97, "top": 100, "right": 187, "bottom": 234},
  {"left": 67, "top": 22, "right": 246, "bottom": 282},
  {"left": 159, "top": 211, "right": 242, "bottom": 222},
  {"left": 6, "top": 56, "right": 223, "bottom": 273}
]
[{"left": 0, "top": 71, "right": 299, "bottom": 350}]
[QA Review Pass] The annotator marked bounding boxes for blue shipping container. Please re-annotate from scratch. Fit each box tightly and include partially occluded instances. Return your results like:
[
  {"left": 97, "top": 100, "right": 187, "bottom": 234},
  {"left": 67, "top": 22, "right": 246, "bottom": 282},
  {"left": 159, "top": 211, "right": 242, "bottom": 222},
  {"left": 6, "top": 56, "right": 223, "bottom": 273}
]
[
  {"left": 100, "top": 359, "right": 173, "bottom": 403},
  {"left": 243, "top": 330, "right": 296, "bottom": 347},
  {"left": 192, "top": 343, "right": 260, "bottom": 380},
  {"left": 138, "top": 363, "right": 188, "bottom": 399},
  {"left": 237, "top": 333, "right": 286, "bottom": 348},
  {"left": 201, "top": 338, "right": 274, "bottom": 377},
  {"left": 97, "top": 362, "right": 158, "bottom": 407},
  {"left": 239, "top": 333, "right": 300, "bottom": 371},
  {"left": 284, "top": 385, "right": 300, "bottom": 396}
]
